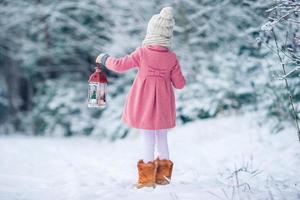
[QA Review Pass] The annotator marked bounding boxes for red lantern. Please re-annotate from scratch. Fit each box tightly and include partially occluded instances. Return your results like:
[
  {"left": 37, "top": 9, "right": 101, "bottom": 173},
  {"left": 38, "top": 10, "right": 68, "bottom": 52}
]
[{"left": 88, "top": 63, "right": 108, "bottom": 108}]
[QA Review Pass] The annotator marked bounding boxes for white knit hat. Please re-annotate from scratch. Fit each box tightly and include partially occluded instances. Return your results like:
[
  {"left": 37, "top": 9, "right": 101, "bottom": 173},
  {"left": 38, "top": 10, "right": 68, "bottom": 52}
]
[{"left": 142, "top": 7, "right": 175, "bottom": 49}]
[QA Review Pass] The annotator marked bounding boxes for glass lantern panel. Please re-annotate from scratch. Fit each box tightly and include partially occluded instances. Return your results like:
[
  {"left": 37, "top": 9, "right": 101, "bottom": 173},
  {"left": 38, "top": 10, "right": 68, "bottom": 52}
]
[
  {"left": 88, "top": 83, "right": 99, "bottom": 107},
  {"left": 97, "top": 83, "right": 107, "bottom": 107}
]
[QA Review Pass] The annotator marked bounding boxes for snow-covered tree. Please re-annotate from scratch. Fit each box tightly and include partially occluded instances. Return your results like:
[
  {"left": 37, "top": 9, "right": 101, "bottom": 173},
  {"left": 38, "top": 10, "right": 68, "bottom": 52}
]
[
  {"left": 260, "top": 0, "right": 300, "bottom": 140},
  {"left": 0, "top": 0, "right": 113, "bottom": 134}
]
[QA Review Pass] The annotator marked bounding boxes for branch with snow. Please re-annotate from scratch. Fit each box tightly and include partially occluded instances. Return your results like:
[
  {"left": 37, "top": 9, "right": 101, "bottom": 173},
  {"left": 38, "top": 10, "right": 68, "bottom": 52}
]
[{"left": 281, "top": 67, "right": 300, "bottom": 79}]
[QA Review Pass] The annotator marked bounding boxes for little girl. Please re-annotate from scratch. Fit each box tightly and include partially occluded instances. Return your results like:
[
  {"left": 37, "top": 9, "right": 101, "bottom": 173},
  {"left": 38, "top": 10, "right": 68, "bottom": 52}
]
[{"left": 96, "top": 7, "right": 185, "bottom": 188}]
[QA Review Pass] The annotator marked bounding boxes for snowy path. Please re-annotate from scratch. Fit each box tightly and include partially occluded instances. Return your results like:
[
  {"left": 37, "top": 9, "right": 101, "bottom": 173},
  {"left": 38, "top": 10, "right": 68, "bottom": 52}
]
[{"left": 0, "top": 114, "right": 299, "bottom": 200}]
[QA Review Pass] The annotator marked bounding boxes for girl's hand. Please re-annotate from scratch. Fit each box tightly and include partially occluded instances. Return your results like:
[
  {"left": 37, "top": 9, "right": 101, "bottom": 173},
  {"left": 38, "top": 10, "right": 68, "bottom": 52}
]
[
  {"left": 95, "top": 54, "right": 105, "bottom": 64},
  {"left": 96, "top": 53, "right": 109, "bottom": 66}
]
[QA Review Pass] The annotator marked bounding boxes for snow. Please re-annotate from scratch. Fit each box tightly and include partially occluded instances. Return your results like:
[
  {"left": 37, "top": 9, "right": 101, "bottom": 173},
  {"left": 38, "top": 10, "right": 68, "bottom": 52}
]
[
  {"left": 261, "top": 21, "right": 276, "bottom": 31},
  {"left": 0, "top": 113, "right": 299, "bottom": 200}
]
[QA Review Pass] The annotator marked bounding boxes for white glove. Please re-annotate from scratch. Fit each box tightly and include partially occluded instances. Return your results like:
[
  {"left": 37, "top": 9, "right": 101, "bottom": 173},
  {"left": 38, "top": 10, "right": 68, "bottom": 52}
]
[
  {"left": 95, "top": 53, "right": 106, "bottom": 64},
  {"left": 96, "top": 53, "right": 109, "bottom": 65}
]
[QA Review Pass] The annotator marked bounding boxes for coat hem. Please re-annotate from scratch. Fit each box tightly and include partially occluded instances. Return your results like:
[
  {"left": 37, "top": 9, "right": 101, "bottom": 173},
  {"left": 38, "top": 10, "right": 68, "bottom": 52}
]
[{"left": 122, "top": 117, "right": 176, "bottom": 130}]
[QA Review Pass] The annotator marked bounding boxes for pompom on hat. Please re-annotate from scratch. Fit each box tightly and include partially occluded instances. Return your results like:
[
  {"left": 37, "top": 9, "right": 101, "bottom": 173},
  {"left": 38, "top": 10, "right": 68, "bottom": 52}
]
[{"left": 142, "top": 7, "right": 175, "bottom": 49}]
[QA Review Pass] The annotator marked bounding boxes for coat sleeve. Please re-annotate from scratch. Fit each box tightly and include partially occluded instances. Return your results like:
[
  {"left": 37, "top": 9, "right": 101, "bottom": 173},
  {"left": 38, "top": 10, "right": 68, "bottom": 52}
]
[
  {"left": 170, "top": 58, "right": 186, "bottom": 89},
  {"left": 105, "top": 48, "right": 141, "bottom": 73}
]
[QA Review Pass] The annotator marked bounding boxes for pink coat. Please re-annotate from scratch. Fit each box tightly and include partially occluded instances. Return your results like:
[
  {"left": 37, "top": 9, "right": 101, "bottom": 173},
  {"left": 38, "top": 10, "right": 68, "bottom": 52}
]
[{"left": 105, "top": 45, "right": 185, "bottom": 130}]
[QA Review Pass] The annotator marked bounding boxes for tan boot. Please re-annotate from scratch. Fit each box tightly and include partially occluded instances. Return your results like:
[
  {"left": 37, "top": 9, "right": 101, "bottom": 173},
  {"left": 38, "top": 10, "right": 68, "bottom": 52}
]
[
  {"left": 155, "top": 159, "right": 173, "bottom": 185},
  {"left": 136, "top": 160, "right": 157, "bottom": 189}
]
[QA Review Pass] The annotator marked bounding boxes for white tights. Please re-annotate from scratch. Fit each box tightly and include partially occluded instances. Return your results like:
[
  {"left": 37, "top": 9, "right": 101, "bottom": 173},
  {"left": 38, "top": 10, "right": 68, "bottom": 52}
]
[{"left": 142, "top": 129, "right": 169, "bottom": 163}]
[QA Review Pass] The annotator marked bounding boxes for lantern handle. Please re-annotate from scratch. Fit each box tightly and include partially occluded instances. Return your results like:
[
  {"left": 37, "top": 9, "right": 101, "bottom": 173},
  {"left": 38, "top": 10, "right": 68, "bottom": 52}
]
[{"left": 96, "top": 63, "right": 105, "bottom": 70}]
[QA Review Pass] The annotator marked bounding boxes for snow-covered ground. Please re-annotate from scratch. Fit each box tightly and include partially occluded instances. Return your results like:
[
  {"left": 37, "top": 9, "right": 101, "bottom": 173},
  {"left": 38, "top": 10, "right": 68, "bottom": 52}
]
[{"left": 0, "top": 114, "right": 299, "bottom": 200}]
